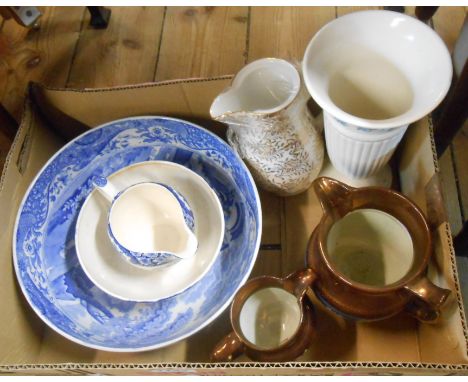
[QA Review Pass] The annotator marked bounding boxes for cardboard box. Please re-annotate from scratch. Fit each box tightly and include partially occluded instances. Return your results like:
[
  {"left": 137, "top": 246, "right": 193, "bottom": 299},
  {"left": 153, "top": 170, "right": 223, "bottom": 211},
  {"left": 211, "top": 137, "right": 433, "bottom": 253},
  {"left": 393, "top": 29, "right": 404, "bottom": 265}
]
[{"left": 1, "top": 78, "right": 467, "bottom": 375}]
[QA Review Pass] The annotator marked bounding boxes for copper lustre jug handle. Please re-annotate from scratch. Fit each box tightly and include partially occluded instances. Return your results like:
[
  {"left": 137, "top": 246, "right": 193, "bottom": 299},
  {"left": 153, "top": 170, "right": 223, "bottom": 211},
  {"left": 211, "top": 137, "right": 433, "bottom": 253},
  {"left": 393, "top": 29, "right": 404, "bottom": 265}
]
[
  {"left": 404, "top": 277, "right": 451, "bottom": 322},
  {"left": 313, "top": 177, "right": 354, "bottom": 218},
  {"left": 285, "top": 268, "right": 317, "bottom": 298},
  {"left": 211, "top": 331, "right": 245, "bottom": 362}
]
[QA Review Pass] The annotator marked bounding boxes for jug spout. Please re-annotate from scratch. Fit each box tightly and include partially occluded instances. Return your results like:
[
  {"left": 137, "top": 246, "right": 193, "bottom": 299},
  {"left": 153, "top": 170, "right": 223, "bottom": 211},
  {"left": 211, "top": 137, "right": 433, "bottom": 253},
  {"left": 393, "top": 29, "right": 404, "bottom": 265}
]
[
  {"left": 210, "top": 58, "right": 301, "bottom": 123},
  {"left": 313, "top": 177, "right": 353, "bottom": 218},
  {"left": 210, "top": 88, "right": 244, "bottom": 123}
]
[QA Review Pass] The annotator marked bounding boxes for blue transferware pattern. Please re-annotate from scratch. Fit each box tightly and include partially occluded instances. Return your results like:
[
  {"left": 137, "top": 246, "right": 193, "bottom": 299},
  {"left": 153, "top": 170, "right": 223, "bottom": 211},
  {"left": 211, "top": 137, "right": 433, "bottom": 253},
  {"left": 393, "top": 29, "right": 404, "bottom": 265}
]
[
  {"left": 159, "top": 183, "right": 195, "bottom": 232},
  {"left": 331, "top": 114, "right": 401, "bottom": 134},
  {"left": 14, "top": 116, "right": 261, "bottom": 351},
  {"left": 108, "top": 224, "right": 179, "bottom": 268},
  {"left": 104, "top": 181, "right": 197, "bottom": 268}
]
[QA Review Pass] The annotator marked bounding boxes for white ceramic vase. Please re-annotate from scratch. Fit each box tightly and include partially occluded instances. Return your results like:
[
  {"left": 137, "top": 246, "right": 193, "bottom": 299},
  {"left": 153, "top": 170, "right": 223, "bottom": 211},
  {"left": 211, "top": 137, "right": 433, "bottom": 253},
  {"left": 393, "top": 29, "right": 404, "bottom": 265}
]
[{"left": 302, "top": 10, "right": 453, "bottom": 180}]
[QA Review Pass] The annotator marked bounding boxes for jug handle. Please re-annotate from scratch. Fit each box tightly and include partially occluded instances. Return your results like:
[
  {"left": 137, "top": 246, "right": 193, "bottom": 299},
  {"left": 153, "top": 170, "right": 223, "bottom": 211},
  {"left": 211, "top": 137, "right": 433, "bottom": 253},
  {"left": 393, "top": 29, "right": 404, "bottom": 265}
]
[
  {"left": 403, "top": 277, "right": 451, "bottom": 323},
  {"left": 285, "top": 268, "right": 317, "bottom": 299},
  {"left": 313, "top": 177, "right": 354, "bottom": 217},
  {"left": 211, "top": 331, "right": 245, "bottom": 362}
]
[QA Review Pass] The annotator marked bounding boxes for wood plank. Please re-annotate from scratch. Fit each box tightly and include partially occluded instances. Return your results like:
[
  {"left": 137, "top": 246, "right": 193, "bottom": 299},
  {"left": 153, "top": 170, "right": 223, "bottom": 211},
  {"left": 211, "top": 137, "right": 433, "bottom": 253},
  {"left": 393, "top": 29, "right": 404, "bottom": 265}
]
[
  {"left": 432, "top": 6, "right": 466, "bottom": 53},
  {"left": 404, "top": 6, "right": 466, "bottom": 55},
  {"left": 155, "top": 6, "right": 248, "bottom": 81},
  {"left": 405, "top": 6, "right": 416, "bottom": 17},
  {"left": 248, "top": 6, "right": 335, "bottom": 62},
  {"left": 67, "top": 7, "right": 165, "bottom": 88},
  {"left": 336, "top": 6, "right": 382, "bottom": 16},
  {"left": 0, "top": 7, "right": 84, "bottom": 120}
]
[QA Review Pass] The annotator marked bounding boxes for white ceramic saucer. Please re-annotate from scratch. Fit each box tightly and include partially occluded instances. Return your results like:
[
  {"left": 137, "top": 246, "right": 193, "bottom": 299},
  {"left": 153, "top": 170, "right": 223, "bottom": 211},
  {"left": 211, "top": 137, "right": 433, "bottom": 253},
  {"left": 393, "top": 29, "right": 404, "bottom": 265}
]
[{"left": 75, "top": 160, "right": 225, "bottom": 302}]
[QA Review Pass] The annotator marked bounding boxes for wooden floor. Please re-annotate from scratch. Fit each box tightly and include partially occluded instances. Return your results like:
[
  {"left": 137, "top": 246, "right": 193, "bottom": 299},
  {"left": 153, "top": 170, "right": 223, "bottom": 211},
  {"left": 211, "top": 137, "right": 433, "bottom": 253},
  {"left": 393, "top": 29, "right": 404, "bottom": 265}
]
[{"left": 0, "top": 6, "right": 467, "bottom": 260}]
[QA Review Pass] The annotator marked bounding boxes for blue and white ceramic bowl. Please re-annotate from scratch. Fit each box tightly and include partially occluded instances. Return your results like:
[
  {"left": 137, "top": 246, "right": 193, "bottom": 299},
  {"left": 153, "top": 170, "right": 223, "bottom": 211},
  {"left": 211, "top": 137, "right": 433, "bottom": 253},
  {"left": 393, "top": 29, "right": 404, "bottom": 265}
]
[{"left": 13, "top": 116, "right": 262, "bottom": 352}]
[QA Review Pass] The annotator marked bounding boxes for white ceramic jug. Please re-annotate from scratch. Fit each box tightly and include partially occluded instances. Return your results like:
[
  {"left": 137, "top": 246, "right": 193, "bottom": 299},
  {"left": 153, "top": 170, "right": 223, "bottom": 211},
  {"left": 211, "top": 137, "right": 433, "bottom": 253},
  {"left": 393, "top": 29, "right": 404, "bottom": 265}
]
[{"left": 210, "top": 58, "right": 324, "bottom": 196}]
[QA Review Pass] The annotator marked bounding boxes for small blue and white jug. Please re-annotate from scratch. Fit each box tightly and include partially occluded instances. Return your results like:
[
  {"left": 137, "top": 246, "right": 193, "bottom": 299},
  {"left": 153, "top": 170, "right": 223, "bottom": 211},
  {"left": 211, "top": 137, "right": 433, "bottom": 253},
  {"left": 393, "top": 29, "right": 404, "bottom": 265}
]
[{"left": 94, "top": 178, "right": 198, "bottom": 268}]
